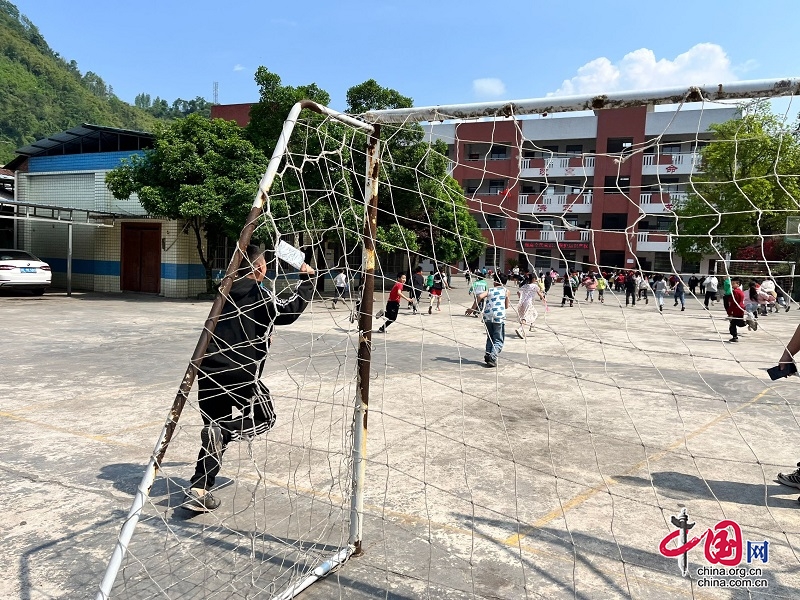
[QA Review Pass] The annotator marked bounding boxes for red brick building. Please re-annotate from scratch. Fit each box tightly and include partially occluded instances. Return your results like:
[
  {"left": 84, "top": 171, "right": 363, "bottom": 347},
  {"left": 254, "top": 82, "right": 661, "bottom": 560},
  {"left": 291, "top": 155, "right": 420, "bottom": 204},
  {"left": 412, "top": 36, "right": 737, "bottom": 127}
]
[
  {"left": 212, "top": 102, "right": 737, "bottom": 275},
  {"left": 423, "top": 105, "right": 738, "bottom": 275}
]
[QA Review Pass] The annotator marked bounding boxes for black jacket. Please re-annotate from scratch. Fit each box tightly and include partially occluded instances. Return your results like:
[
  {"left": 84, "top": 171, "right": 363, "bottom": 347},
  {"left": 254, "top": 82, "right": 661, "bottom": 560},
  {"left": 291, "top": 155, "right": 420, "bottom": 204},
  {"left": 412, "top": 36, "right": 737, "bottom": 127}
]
[{"left": 200, "top": 277, "right": 313, "bottom": 381}]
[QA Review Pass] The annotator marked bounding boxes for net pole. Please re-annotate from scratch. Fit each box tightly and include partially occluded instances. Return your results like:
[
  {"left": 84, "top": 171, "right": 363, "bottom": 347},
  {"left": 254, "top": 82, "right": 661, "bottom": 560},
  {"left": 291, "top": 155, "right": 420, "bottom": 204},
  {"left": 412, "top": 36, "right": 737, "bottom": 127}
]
[
  {"left": 96, "top": 100, "right": 376, "bottom": 600},
  {"left": 349, "top": 125, "right": 381, "bottom": 556}
]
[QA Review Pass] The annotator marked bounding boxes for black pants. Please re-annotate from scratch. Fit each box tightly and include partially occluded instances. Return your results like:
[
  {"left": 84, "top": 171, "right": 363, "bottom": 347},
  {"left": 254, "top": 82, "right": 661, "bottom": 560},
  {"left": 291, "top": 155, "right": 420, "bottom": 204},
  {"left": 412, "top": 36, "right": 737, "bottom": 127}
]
[
  {"left": 729, "top": 318, "right": 745, "bottom": 339},
  {"left": 411, "top": 290, "right": 422, "bottom": 311},
  {"left": 381, "top": 301, "right": 400, "bottom": 329},
  {"left": 626, "top": 289, "right": 636, "bottom": 305},
  {"left": 561, "top": 287, "right": 574, "bottom": 305},
  {"left": 704, "top": 291, "right": 717, "bottom": 307},
  {"left": 332, "top": 285, "right": 348, "bottom": 306},
  {"left": 190, "top": 375, "right": 275, "bottom": 490}
]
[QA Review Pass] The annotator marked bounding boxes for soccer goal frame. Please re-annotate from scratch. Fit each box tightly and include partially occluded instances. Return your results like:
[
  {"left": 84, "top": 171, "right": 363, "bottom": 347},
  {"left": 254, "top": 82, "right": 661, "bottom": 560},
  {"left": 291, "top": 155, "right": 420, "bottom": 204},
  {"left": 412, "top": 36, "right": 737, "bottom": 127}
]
[{"left": 97, "top": 76, "right": 800, "bottom": 600}]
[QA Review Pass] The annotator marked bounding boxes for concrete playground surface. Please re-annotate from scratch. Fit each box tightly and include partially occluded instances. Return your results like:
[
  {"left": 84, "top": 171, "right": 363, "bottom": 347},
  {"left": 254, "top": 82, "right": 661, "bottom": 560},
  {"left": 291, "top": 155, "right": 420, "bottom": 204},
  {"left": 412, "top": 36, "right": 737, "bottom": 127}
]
[{"left": 3, "top": 282, "right": 800, "bottom": 599}]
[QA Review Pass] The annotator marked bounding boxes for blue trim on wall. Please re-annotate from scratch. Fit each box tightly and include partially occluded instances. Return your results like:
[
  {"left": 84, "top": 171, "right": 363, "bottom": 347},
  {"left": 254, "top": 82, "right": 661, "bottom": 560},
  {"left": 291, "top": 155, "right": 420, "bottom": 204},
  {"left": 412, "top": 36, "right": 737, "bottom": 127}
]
[
  {"left": 29, "top": 151, "right": 146, "bottom": 173},
  {"left": 44, "top": 258, "right": 120, "bottom": 276},
  {"left": 43, "top": 258, "right": 205, "bottom": 280},
  {"left": 162, "top": 263, "right": 206, "bottom": 280}
]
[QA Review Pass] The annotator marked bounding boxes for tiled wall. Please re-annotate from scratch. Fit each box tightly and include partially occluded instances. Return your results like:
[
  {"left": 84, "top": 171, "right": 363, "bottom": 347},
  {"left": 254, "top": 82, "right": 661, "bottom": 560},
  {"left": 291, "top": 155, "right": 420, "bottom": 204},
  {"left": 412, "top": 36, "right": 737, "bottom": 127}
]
[
  {"left": 15, "top": 158, "right": 208, "bottom": 298},
  {"left": 161, "top": 220, "right": 208, "bottom": 297}
]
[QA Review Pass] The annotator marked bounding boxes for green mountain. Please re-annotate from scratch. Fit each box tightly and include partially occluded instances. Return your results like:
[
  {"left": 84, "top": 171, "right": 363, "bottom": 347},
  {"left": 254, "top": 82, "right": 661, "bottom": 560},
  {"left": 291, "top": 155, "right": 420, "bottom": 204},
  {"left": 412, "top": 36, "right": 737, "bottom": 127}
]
[{"left": 0, "top": 0, "right": 159, "bottom": 165}]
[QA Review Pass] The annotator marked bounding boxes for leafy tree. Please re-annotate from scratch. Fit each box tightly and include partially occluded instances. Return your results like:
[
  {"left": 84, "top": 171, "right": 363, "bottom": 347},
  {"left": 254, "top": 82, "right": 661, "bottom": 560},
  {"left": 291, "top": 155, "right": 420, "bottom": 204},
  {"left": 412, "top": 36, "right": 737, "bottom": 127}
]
[
  {"left": 673, "top": 103, "right": 800, "bottom": 259},
  {"left": 346, "top": 79, "right": 412, "bottom": 114},
  {"left": 106, "top": 114, "right": 269, "bottom": 290},
  {"left": 244, "top": 71, "right": 484, "bottom": 268},
  {"left": 134, "top": 93, "right": 151, "bottom": 110},
  {"left": 345, "top": 81, "right": 485, "bottom": 266},
  {"left": 246, "top": 67, "right": 331, "bottom": 152}
]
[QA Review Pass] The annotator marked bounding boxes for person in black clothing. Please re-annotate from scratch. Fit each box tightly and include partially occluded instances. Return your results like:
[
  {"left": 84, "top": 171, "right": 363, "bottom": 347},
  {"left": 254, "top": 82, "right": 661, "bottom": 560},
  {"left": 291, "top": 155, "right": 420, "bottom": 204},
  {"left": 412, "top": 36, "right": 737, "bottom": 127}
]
[
  {"left": 411, "top": 266, "right": 426, "bottom": 314},
  {"left": 185, "top": 244, "right": 315, "bottom": 512},
  {"left": 543, "top": 270, "right": 553, "bottom": 296},
  {"left": 688, "top": 274, "right": 698, "bottom": 295},
  {"left": 625, "top": 271, "right": 637, "bottom": 306}
]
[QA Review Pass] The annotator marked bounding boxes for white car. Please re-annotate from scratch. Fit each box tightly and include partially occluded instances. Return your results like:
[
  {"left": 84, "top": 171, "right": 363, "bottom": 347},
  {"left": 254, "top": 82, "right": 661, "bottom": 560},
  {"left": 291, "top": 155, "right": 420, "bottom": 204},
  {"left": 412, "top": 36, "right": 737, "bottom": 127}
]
[{"left": 0, "top": 249, "right": 52, "bottom": 295}]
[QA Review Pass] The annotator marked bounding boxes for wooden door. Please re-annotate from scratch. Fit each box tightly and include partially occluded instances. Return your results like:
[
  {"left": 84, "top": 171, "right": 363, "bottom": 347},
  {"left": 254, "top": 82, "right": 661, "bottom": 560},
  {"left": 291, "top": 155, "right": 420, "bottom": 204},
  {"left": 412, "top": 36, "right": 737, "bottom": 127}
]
[{"left": 121, "top": 223, "right": 161, "bottom": 293}]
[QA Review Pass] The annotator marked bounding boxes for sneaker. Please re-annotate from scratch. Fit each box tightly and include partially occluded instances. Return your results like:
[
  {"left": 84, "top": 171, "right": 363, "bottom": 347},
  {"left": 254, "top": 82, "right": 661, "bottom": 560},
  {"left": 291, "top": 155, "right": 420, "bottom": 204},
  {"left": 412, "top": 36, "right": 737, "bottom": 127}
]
[
  {"left": 376, "top": 326, "right": 385, "bottom": 333},
  {"left": 201, "top": 424, "right": 225, "bottom": 463},
  {"left": 778, "top": 463, "right": 800, "bottom": 489},
  {"left": 428, "top": 306, "right": 432, "bottom": 315},
  {"left": 681, "top": 306, "right": 685, "bottom": 311},
  {"left": 659, "top": 306, "right": 663, "bottom": 312},
  {"left": 787, "top": 305, "right": 792, "bottom": 312},
  {"left": 515, "top": 328, "right": 525, "bottom": 339},
  {"left": 183, "top": 487, "right": 221, "bottom": 512},
  {"left": 729, "top": 337, "right": 739, "bottom": 342},
  {"left": 485, "top": 355, "right": 497, "bottom": 367},
  {"left": 375, "top": 309, "right": 385, "bottom": 319}
]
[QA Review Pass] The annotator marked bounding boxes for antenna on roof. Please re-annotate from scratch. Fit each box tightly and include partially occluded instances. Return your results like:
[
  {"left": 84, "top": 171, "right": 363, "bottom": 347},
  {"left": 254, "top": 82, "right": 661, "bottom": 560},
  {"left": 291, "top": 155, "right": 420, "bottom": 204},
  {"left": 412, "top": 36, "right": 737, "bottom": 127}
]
[{"left": 213, "top": 82, "right": 219, "bottom": 105}]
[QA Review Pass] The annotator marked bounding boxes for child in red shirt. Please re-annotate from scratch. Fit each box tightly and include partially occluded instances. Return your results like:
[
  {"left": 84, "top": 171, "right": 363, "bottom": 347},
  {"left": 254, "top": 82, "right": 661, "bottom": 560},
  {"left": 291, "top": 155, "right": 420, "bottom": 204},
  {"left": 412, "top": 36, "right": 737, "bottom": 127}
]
[
  {"left": 727, "top": 277, "right": 747, "bottom": 342},
  {"left": 378, "top": 273, "right": 412, "bottom": 333}
]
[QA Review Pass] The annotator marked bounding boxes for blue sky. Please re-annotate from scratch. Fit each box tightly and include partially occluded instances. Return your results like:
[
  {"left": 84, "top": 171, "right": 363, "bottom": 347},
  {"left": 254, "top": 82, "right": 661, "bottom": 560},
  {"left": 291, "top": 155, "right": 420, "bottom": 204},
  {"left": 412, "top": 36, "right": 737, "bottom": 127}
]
[{"left": 11, "top": 0, "right": 800, "bottom": 113}]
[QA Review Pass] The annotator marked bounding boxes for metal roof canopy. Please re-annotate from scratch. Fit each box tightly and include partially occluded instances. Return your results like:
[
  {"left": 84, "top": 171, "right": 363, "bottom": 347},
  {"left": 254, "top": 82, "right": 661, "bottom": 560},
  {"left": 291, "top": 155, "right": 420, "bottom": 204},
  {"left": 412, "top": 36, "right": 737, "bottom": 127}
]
[
  {"left": 13, "top": 123, "right": 154, "bottom": 158},
  {"left": 0, "top": 199, "right": 151, "bottom": 296},
  {"left": 0, "top": 199, "right": 126, "bottom": 227}
]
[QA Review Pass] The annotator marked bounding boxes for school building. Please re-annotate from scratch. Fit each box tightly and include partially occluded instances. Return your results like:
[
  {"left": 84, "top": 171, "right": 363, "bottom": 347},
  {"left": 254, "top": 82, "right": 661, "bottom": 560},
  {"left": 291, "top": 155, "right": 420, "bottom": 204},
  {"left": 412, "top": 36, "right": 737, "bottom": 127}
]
[
  {"left": 421, "top": 104, "right": 739, "bottom": 275},
  {"left": 211, "top": 102, "right": 736, "bottom": 276}
]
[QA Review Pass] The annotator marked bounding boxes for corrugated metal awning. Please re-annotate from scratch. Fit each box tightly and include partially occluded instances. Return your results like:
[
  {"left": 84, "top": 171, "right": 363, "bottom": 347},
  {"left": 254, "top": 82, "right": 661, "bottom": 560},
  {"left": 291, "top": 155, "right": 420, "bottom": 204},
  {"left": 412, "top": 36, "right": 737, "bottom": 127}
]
[{"left": 13, "top": 123, "right": 153, "bottom": 158}]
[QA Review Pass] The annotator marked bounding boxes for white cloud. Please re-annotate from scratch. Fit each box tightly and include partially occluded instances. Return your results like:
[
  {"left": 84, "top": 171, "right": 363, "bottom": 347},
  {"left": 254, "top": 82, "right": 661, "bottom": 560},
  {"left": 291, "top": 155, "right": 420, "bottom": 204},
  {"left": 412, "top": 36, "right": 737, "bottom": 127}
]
[
  {"left": 550, "top": 44, "right": 741, "bottom": 96},
  {"left": 473, "top": 78, "right": 506, "bottom": 99},
  {"left": 233, "top": 64, "right": 245, "bottom": 72}
]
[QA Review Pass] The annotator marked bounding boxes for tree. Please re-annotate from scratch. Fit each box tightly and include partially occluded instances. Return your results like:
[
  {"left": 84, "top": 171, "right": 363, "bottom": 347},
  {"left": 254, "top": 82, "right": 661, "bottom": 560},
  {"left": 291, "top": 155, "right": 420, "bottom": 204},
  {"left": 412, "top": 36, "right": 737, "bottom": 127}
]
[
  {"left": 672, "top": 103, "right": 800, "bottom": 259},
  {"left": 344, "top": 81, "right": 485, "bottom": 266},
  {"left": 106, "top": 114, "right": 269, "bottom": 290},
  {"left": 243, "top": 69, "right": 484, "bottom": 268},
  {"left": 346, "top": 79, "right": 412, "bottom": 114},
  {"left": 134, "top": 93, "right": 151, "bottom": 110},
  {"left": 246, "top": 67, "right": 331, "bottom": 153}
]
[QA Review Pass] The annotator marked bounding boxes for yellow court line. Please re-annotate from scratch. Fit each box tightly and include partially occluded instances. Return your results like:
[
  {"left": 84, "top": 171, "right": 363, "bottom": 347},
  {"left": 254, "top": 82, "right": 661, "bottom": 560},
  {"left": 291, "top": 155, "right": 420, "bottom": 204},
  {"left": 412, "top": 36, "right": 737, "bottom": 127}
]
[{"left": 504, "top": 388, "right": 771, "bottom": 546}]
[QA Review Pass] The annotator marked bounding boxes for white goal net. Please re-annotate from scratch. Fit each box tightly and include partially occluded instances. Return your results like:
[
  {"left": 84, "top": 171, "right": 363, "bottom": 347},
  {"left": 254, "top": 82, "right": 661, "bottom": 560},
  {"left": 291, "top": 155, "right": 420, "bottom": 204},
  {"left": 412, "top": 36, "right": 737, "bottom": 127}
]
[{"left": 100, "top": 80, "right": 800, "bottom": 599}]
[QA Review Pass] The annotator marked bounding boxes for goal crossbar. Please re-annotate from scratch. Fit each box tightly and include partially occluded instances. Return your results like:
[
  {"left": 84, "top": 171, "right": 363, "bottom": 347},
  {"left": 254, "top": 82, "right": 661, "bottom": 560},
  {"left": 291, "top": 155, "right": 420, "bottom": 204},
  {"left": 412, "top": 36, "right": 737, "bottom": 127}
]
[{"left": 362, "top": 77, "right": 800, "bottom": 123}]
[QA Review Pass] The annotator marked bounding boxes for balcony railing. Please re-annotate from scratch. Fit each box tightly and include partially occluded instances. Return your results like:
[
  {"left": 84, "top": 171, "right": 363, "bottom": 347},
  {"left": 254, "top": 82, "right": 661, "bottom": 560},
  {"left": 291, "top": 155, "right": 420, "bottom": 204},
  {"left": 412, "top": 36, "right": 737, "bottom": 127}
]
[
  {"left": 540, "top": 230, "right": 565, "bottom": 242},
  {"left": 519, "top": 192, "right": 592, "bottom": 205},
  {"left": 642, "top": 153, "right": 701, "bottom": 166},
  {"left": 520, "top": 156, "right": 596, "bottom": 171},
  {"left": 517, "top": 228, "right": 591, "bottom": 242},
  {"left": 635, "top": 231, "right": 673, "bottom": 249},
  {"left": 639, "top": 191, "right": 689, "bottom": 211},
  {"left": 641, "top": 152, "right": 703, "bottom": 175}
]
